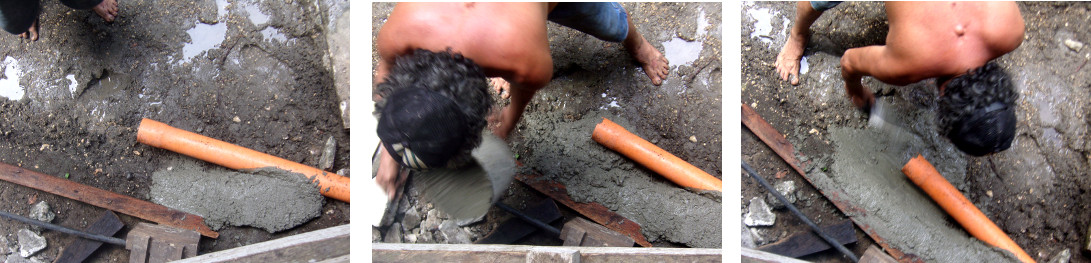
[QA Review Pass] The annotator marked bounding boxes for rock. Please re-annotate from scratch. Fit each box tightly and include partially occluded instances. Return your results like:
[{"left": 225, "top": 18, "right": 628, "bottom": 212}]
[
  {"left": 4, "top": 256, "right": 45, "bottom": 263},
  {"left": 402, "top": 209, "right": 421, "bottom": 230},
  {"left": 372, "top": 227, "right": 382, "bottom": 242},
  {"left": 741, "top": 224, "right": 756, "bottom": 249},
  {"left": 0, "top": 235, "right": 9, "bottom": 255},
  {"left": 417, "top": 228, "right": 434, "bottom": 243},
  {"left": 16, "top": 230, "right": 44, "bottom": 258},
  {"left": 232, "top": 116, "right": 241, "bottom": 123},
  {"left": 438, "top": 221, "right": 472, "bottom": 244},
  {"left": 383, "top": 223, "right": 403, "bottom": 243},
  {"left": 744, "top": 197, "right": 775, "bottom": 227},
  {"left": 1049, "top": 248, "right": 1070, "bottom": 263},
  {"left": 766, "top": 180, "right": 798, "bottom": 209},
  {"left": 688, "top": 135, "right": 697, "bottom": 143},
  {"left": 405, "top": 233, "right": 417, "bottom": 243},
  {"left": 28, "top": 202, "right": 53, "bottom": 224},
  {"left": 336, "top": 168, "right": 349, "bottom": 177},
  {"left": 317, "top": 136, "right": 336, "bottom": 170},
  {"left": 1065, "top": 39, "right": 1084, "bottom": 52},
  {"left": 421, "top": 209, "right": 442, "bottom": 232}
]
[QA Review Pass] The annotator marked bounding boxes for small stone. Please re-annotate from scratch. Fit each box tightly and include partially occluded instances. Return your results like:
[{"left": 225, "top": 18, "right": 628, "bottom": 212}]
[
  {"left": 5, "top": 256, "right": 46, "bottom": 263},
  {"left": 402, "top": 209, "right": 421, "bottom": 230},
  {"left": 405, "top": 233, "right": 418, "bottom": 243},
  {"left": 28, "top": 202, "right": 53, "bottom": 223},
  {"left": 1065, "top": 39, "right": 1084, "bottom": 52},
  {"left": 439, "top": 221, "right": 472, "bottom": 244},
  {"left": 16, "top": 229, "right": 45, "bottom": 258},
  {"left": 766, "top": 181, "right": 798, "bottom": 209},
  {"left": 0, "top": 235, "right": 9, "bottom": 255},
  {"left": 317, "top": 136, "right": 336, "bottom": 170},
  {"left": 372, "top": 227, "right": 382, "bottom": 242},
  {"left": 744, "top": 197, "right": 775, "bottom": 227},
  {"left": 688, "top": 135, "right": 697, "bottom": 143},
  {"left": 1048, "top": 248, "right": 1070, "bottom": 263},
  {"left": 417, "top": 229, "right": 434, "bottom": 243},
  {"left": 336, "top": 168, "right": 349, "bottom": 177},
  {"left": 741, "top": 224, "right": 757, "bottom": 249},
  {"left": 232, "top": 116, "right": 241, "bottom": 123},
  {"left": 420, "top": 210, "right": 442, "bottom": 232},
  {"left": 986, "top": 190, "right": 993, "bottom": 198},
  {"left": 383, "top": 223, "right": 403, "bottom": 243}
]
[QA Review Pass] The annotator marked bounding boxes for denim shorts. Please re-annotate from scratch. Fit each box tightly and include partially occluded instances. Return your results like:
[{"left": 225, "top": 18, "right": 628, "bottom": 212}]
[
  {"left": 548, "top": 2, "right": 629, "bottom": 43},
  {"left": 810, "top": 1, "right": 843, "bottom": 12}
]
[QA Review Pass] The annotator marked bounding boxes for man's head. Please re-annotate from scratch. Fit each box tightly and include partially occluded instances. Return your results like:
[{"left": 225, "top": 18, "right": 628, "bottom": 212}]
[
  {"left": 937, "top": 62, "right": 1018, "bottom": 156},
  {"left": 375, "top": 49, "right": 492, "bottom": 170}
]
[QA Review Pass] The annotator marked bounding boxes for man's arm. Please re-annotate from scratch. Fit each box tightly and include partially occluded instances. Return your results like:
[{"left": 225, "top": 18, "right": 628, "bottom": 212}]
[{"left": 839, "top": 45, "right": 930, "bottom": 110}]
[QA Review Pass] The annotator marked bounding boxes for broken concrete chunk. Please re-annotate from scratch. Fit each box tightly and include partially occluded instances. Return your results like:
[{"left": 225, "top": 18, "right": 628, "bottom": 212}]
[
  {"left": 420, "top": 209, "right": 442, "bottom": 232},
  {"left": 766, "top": 180, "right": 798, "bottom": 209},
  {"left": 401, "top": 209, "right": 421, "bottom": 231},
  {"left": 741, "top": 224, "right": 757, "bottom": 249},
  {"left": 744, "top": 197, "right": 775, "bottom": 227},
  {"left": 4, "top": 255, "right": 45, "bottom": 263},
  {"left": 28, "top": 202, "right": 53, "bottom": 223},
  {"left": 16, "top": 229, "right": 44, "bottom": 258},
  {"left": 383, "top": 223, "right": 403, "bottom": 243},
  {"left": 439, "top": 221, "right": 471, "bottom": 244},
  {"left": 0, "top": 235, "right": 9, "bottom": 255},
  {"left": 372, "top": 227, "right": 382, "bottom": 242},
  {"left": 318, "top": 136, "right": 336, "bottom": 170},
  {"left": 1065, "top": 39, "right": 1084, "bottom": 52},
  {"left": 1048, "top": 248, "right": 1070, "bottom": 263}
]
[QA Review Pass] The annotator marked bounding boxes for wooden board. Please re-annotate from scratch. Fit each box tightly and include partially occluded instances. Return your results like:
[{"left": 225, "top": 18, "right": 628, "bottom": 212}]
[
  {"left": 560, "top": 217, "right": 635, "bottom": 247},
  {"left": 757, "top": 220, "right": 857, "bottom": 258},
  {"left": 0, "top": 162, "right": 218, "bottom": 238},
  {"left": 174, "top": 225, "right": 349, "bottom": 263},
  {"left": 515, "top": 173, "right": 652, "bottom": 247},
  {"left": 373, "top": 243, "right": 721, "bottom": 263},
  {"left": 54, "top": 211, "right": 124, "bottom": 263}
]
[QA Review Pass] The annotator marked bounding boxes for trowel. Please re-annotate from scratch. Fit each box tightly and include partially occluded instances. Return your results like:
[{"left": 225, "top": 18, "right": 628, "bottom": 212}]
[{"left": 413, "top": 132, "right": 516, "bottom": 221}]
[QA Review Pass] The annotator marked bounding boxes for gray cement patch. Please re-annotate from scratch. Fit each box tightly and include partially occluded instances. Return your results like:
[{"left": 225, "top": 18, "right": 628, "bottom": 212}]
[
  {"left": 150, "top": 162, "right": 324, "bottom": 233},
  {"left": 824, "top": 105, "right": 1017, "bottom": 262},
  {"left": 519, "top": 110, "right": 721, "bottom": 248}
]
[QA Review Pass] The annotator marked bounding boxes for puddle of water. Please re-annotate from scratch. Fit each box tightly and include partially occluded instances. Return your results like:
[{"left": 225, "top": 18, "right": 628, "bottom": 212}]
[
  {"left": 662, "top": 37, "right": 702, "bottom": 67},
  {"left": 182, "top": 23, "right": 228, "bottom": 63},
  {"left": 748, "top": 7, "right": 778, "bottom": 45},
  {"left": 799, "top": 56, "right": 809, "bottom": 74},
  {"left": 261, "top": 27, "right": 287, "bottom": 43},
  {"left": 695, "top": 8, "right": 707, "bottom": 37},
  {"left": 66, "top": 74, "right": 78, "bottom": 97},
  {"left": 216, "top": 0, "right": 229, "bottom": 18},
  {"left": 243, "top": 2, "right": 270, "bottom": 26},
  {"left": 0, "top": 57, "right": 24, "bottom": 100}
]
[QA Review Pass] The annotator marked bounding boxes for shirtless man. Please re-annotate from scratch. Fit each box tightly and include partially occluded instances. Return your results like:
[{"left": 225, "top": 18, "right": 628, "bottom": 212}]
[
  {"left": 774, "top": 2, "right": 1025, "bottom": 156},
  {"left": 0, "top": 0, "right": 120, "bottom": 41},
  {"left": 374, "top": 3, "right": 670, "bottom": 199}
]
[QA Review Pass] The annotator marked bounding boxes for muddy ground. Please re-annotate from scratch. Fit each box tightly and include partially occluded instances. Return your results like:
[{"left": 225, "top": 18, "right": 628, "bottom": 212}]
[
  {"left": 372, "top": 2, "right": 722, "bottom": 248},
  {"left": 743, "top": 2, "right": 1091, "bottom": 262},
  {"left": 0, "top": 0, "right": 349, "bottom": 262}
]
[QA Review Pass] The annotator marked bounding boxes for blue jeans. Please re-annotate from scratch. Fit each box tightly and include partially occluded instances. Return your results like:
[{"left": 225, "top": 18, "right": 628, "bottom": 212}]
[{"left": 548, "top": 2, "right": 630, "bottom": 43}]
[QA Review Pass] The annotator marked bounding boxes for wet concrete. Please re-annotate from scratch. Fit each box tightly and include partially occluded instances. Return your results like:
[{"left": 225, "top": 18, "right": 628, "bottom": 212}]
[
  {"left": 743, "top": 2, "right": 1091, "bottom": 262},
  {"left": 150, "top": 161, "right": 324, "bottom": 233}
]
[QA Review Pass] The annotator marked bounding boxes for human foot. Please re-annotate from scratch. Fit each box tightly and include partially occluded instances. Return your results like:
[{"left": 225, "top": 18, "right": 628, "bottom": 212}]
[
  {"left": 18, "top": 19, "right": 38, "bottom": 41},
  {"left": 775, "top": 33, "right": 807, "bottom": 85},
  {"left": 92, "top": 0, "right": 119, "bottom": 22},
  {"left": 489, "top": 77, "right": 510, "bottom": 99},
  {"left": 629, "top": 36, "right": 670, "bottom": 86}
]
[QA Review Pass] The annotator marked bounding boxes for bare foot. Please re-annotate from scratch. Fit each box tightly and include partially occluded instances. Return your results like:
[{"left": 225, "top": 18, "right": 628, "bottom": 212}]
[
  {"left": 629, "top": 36, "right": 670, "bottom": 86},
  {"left": 18, "top": 19, "right": 38, "bottom": 41},
  {"left": 489, "top": 77, "right": 510, "bottom": 99},
  {"left": 92, "top": 0, "right": 119, "bottom": 22},
  {"left": 775, "top": 33, "right": 808, "bottom": 85}
]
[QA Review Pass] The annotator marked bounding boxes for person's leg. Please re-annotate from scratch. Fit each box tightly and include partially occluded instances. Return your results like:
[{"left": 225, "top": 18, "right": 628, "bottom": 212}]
[
  {"left": 548, "top": 3, "right": 669, "bottom": 86},
  {"left": 775, "top": 1, "right": 830, "bottom": 85},
  {"left": 0, "top": 0, "right": 41, "bottom": 41},
  {"left": 59, "top": 0, "right": 117, "bottom": 22}
]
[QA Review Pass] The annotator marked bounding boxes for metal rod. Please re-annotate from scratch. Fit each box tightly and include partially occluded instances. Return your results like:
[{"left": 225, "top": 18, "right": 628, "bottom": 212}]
[
  {"left": 495, "top": 202, "right": 561, "bottom": 236},
  {"left": 743, "top": 160, "right": 859, "bottom": 262},
  {"left": 0, "top": 210, "right": 126, "bottom": 246}
]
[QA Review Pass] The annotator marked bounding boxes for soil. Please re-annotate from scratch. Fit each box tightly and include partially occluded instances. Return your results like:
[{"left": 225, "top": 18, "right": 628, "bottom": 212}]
[
  {"left": 371, "top": 2, "right": 722, "bottom": 248},
  {"left": 0, "top": 0, "right": 349, "bottom": 262},
  {"left": 743, "top": 2, "right": 1091, "bottom": 262}
]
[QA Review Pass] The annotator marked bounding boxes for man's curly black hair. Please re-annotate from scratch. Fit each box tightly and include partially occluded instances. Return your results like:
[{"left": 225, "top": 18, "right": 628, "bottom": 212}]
[
  {"left": 375, "top": 49, "right": 493, "bottom": 169},
  {"left": 936, "top": 62, "right": 1018, "bottom": 156}
]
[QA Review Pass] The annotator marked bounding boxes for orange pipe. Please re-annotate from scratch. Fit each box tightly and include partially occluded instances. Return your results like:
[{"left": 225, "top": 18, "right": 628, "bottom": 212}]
[
  {"left": 902, "top": 155, "right": 1032, "bottom": 263},
  {"left": 592, "top": 118, "right": 721, "bottom": 192},
  {"left": 137, "top": 118, "right": 350, "bottom": 203}
]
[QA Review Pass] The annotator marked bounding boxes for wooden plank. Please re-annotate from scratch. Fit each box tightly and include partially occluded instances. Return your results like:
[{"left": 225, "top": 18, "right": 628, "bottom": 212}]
[
  {"left": 742, "top": 103, "right": 914, "bottom": 262},
  {"left": 476, "top": 199, "right": 563, "bottom": 244},
  {"left": 741, "top": 248, "right": 811, "bottom": 263},
  {"left": 860, "top": 245, "right": 899, "bottom": 263},
  {"left": 560, "top": 217, "right": 635, "bottom": 247},
  {"left": 515, "top": 173, "right": 652, "bottom": 247},
  {"left": 54, "top": 210, "right": 124, "bottom": 263},
  {"left": 126, "top": 222, "right": 200, "bottom": 262},
  {"left": 0, "top": 162, "right": 218, "bottom": 238},
  {"left": 174, "top": 224, "right": 349, "bottom": 263},
  {"left": 373, "top": 243, "right": 720, "bottom": 263},
  {"left": 757, "top": 220, "right": 857, "bottom": 258}
]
